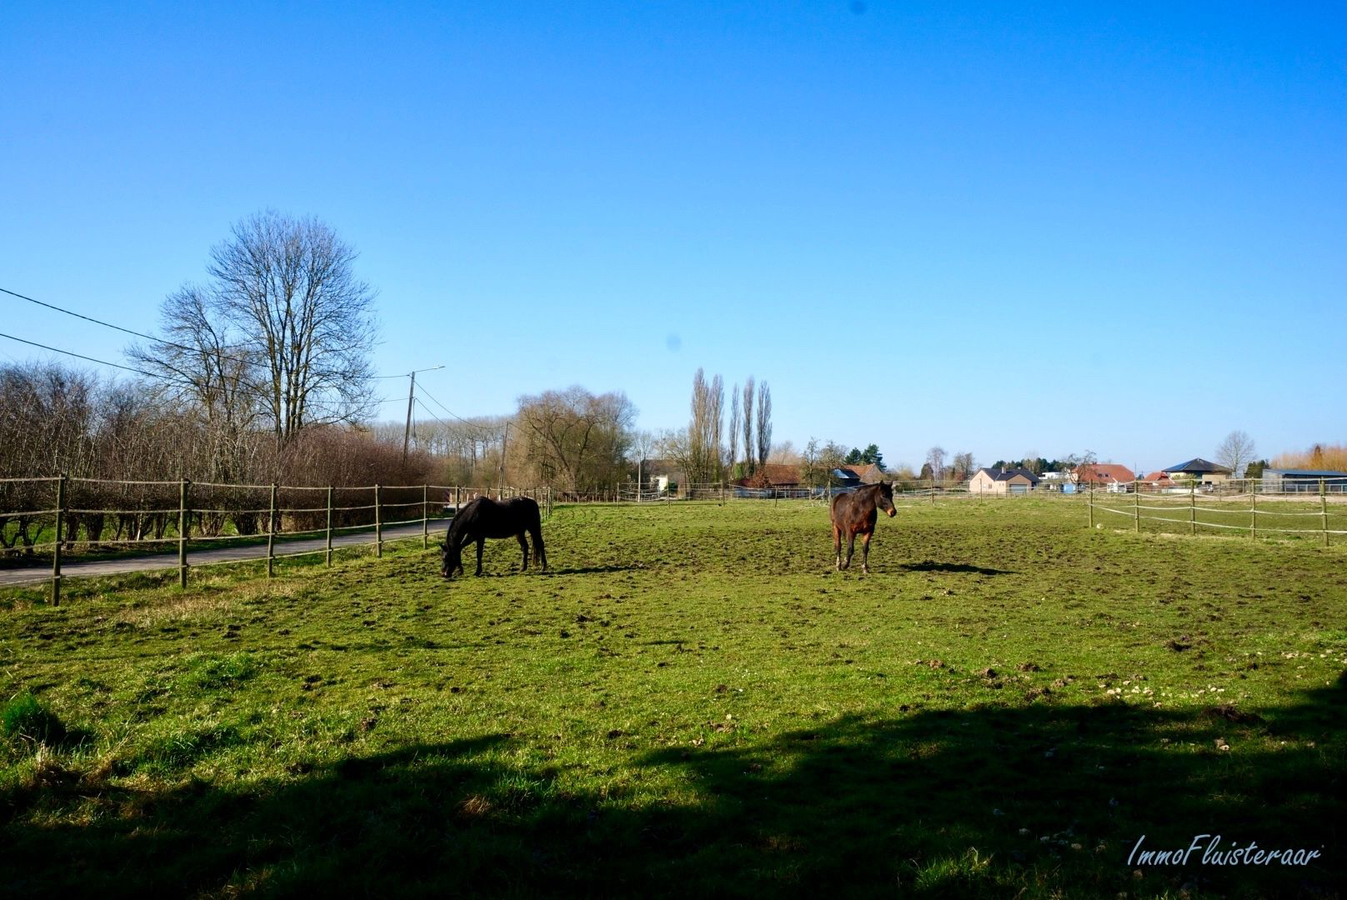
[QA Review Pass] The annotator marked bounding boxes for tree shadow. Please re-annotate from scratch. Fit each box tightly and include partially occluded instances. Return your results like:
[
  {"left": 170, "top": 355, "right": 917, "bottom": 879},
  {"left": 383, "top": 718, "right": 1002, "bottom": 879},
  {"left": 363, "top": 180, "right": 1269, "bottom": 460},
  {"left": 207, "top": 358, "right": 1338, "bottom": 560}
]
[{"left": 2, "top": 686, "right": 1342, "bottom": 897}]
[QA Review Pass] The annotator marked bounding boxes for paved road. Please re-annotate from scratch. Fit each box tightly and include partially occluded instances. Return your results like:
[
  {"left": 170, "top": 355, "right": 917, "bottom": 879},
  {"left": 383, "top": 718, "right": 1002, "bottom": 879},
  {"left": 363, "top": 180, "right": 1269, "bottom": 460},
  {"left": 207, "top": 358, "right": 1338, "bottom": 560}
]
[{"left": 0, "top": 521, "right": 444, "bottom": 588}]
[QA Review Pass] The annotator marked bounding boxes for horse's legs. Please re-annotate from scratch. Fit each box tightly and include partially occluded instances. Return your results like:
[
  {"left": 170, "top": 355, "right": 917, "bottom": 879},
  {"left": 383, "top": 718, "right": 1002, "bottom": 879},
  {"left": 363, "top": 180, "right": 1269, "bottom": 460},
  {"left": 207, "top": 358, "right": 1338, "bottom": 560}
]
[
  {"left": 517, "top": 532, "right": 529, "bottom": 571},
  {"left": 844, "top": 530, "right": 856, "bottom": 570},
  {"left": 475, "top": 537, "right": 485, "bottom": 576},
  {"left": 833, "top": 523, "right": 842, "bottom": 570},
  {"left": 860, "top": 531, "right": 873, "bottom": 575}
]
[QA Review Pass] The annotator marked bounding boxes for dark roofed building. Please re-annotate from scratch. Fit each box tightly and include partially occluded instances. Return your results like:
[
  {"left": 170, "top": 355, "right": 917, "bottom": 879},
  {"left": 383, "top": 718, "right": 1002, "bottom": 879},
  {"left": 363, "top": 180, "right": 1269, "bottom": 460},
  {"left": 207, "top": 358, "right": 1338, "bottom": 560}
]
[{"left": 1162, "top": 458, "right": 1232, "bottom": 485}]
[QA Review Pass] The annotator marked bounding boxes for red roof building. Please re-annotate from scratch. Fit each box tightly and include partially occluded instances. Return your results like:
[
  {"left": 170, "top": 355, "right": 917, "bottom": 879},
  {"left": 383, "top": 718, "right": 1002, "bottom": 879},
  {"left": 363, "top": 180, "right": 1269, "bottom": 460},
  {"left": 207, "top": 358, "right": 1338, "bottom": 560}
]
[{"left": 1073, "top": 463, "right": 1135, "bottom": 486}]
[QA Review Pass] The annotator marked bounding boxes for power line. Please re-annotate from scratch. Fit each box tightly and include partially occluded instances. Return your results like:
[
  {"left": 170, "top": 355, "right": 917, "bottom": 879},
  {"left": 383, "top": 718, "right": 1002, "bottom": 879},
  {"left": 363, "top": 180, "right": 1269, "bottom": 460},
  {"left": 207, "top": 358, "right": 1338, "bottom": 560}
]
[
  {"left": 1, "top": 284, "right": 257, "bottom": 368},
  {"left": 0, "top": 330, "right": 158, "bottom": 377},
  {"left": 417, "top": 383, "right": 494, "bottom": 430},
  {"left": 2, "top": 284, "right": 423, "bottom": 381}
]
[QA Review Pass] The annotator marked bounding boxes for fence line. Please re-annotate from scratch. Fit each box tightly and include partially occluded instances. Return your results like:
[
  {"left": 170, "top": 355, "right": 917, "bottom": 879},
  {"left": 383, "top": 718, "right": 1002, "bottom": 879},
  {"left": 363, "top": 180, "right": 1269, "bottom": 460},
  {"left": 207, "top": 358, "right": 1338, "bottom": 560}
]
[
  {"left": 1087, "top": 479, "right": 1343, "bottom": 545},
  {"left": 1, "top": 475, "right": 561, "bottom": 601}
]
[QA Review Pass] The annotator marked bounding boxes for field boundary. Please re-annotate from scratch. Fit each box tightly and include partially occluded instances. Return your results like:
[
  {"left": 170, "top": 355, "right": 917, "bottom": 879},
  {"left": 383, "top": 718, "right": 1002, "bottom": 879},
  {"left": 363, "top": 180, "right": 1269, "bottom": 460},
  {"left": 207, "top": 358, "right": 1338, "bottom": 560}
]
[{"left": 1086, "top": 479, "right": 1345, "bottom": 546}]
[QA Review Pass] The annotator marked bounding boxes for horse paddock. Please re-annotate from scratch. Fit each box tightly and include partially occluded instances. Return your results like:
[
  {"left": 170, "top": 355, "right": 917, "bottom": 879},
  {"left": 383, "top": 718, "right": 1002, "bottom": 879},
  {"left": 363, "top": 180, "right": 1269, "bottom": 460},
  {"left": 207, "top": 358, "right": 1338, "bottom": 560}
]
[{"left": 2, "top": 498, "right": 1343, "bottom": 896}]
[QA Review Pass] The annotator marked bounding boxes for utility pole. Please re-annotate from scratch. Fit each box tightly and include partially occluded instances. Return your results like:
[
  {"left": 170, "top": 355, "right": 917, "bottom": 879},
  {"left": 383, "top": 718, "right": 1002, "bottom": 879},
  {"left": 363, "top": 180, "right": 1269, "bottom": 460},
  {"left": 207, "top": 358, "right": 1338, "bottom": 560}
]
[
  {"left": 497, "top": 421, "right": 509, "bottom": 500},
  {"left": 402, "top": 365, "right": 444, "bottom": 460}
]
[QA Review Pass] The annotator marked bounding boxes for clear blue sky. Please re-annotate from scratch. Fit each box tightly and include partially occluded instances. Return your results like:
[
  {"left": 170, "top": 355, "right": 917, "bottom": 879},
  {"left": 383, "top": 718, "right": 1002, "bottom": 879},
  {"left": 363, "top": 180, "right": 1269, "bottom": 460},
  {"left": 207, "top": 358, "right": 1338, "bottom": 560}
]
[{"left": 4, "top": 1, "right": 1344, "bottom": 473}]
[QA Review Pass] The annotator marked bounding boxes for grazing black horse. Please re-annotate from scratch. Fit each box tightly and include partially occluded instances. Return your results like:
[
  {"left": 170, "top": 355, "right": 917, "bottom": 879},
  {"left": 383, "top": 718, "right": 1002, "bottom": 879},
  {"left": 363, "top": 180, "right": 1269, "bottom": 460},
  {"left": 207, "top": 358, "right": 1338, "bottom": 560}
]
[
  {"left": 830, "top": 482, "right": 897, "bottom": 574},
  {"left": 440, "top": 496, "right": 547, "bottom": 578}
]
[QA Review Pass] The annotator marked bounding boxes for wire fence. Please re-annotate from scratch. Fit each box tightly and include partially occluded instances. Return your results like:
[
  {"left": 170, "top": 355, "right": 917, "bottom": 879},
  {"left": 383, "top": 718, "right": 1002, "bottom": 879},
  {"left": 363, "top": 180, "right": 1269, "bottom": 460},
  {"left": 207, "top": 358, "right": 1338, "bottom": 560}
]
[
  {"left": 1085, "top": 479, "right": 1346, "bottom": 546},
  {"left": 6, "top": 471, "right": 1340, "bottom": 602},
  {"left": 1, "top": 476, "right": 554, "bottom": 604}
]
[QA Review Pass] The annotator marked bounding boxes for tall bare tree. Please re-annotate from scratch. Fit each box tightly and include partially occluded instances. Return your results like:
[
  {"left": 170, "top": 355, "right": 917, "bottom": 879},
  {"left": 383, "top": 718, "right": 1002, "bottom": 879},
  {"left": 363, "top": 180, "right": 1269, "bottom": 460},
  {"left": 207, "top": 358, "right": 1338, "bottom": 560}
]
[
  {"left": 727, "top": 384, "right": 741, "bottom": 479},
  {"left": 686, "top": 369, "right": 725, "bottom": 485},
  {"left": 1216, "top": 430, "right": 1256, "bottom": 478},
  {"left": 139, "top": 211, "right": 378, "bottom": 448},
  {"left": 755, "top": 380, "right": 772, "bottom": 470},
  {"left": 925, "top": 446, "right": 947, "bottom": 483},
  {"left": 741, "top": 377, "right": 755, "bottom": 476}
]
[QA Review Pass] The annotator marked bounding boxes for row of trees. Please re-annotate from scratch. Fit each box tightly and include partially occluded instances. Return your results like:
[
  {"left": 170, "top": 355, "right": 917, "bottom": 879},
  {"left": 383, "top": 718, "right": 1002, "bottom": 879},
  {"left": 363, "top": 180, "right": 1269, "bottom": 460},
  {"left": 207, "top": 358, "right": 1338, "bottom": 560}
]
[{"left": 665, "top": 370, "right": 774, "bottom": 486}]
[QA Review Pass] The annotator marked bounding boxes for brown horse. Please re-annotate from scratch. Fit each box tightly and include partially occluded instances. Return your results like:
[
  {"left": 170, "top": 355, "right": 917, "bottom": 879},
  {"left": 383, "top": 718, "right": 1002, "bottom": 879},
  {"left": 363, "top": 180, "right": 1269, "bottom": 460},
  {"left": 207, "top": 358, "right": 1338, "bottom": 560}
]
[{"left": 830, "top": 482, "right": 897, "bottom": 574}]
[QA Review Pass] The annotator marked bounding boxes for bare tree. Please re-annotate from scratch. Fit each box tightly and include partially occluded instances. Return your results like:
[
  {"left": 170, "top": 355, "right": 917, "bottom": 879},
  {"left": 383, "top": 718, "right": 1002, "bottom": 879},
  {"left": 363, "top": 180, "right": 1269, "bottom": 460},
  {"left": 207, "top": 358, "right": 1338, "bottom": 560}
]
[
  {"left": 755, "top": 380, "right": 772, "bottom": 470},
  {"left": 516, "top": 386, "right": 634, "bottom": 493},
  {"left": 951, "top": 451, "right": 977, "bottom": 481},
  {"left": 727, "top": 384, "right": 741, "bottom": 479},
  {"left": 925, "top": 446, "right": 947, "bottom": 483},
  {"left": 741, "top": 377, "right": 755, "bottom": 476},
  {"left": 630, "top": 429, "right": 658, "bottom": 495},
  {"left": 143, "top": 211, "right": 378, "bottom": 448},
  {"left": 801, "top": 437, "right": 822, "bottom": 487},
  {"left": 1216, "top": 430, "right": 1256, "bottom": 478},
  {"left": 687, "top": 369, "right": 725, "bottom": 485},
  {"left": 128, "top": 285, "right": 262, "bottom": 480}
]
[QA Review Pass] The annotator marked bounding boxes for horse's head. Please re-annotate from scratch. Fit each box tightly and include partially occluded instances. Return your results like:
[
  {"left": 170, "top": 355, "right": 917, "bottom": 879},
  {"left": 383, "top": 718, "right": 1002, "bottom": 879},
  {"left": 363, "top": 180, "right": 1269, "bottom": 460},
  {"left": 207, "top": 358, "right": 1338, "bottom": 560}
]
[
  {"left": 439, "top": 540, "right": 463, "bottom": 578},
  {"left": 877, "top": 481, "right": 897, "bottom": 517}
]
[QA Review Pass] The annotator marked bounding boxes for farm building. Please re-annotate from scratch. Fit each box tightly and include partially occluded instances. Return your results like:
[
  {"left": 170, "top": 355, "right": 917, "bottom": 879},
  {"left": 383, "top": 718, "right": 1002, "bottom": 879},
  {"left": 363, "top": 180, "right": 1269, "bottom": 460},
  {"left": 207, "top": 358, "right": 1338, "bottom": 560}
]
[
  {"left": 1261, "top": 469, "right": 1347, "bottom": 494},
  {"left": 733, "top": 464, "right": 802, "bottom": 489},
  {"left": 969, "top": 467, "right": 1040, "bottom": 495},
  {"left": 841, "top": 463, "right": 884, "bottom": 484},
  {"left": 1073, "top": 463, "right": 1135, "bottom": 489},
  {"left": 1139, "top": 471, "right": 1176, "bottom": 492},
  {"left": 1162, "top": 458, "right": 1232, "bottom": 486},
  {"left": 830, "top": 467, "right": 862, "bottom": 489}
]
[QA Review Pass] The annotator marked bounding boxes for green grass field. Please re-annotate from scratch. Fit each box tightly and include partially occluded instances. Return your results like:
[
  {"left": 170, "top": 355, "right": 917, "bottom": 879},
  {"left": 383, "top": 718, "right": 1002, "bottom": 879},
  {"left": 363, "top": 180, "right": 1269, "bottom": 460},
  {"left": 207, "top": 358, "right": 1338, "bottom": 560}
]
[{"left": 2, "top": 499, "right": 1344, "bottom": 898}]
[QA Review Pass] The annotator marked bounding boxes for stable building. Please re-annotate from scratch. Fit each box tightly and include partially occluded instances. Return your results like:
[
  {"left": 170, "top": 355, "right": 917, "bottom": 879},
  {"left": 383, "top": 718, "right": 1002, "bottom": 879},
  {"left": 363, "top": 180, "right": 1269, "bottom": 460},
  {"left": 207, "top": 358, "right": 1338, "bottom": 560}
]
[
  {"left": 1261, "top": 469, "right": 1347, "bottom": 494},
  {"left": 1161, "top": 458, "right": 1232, "bottom": 486}
]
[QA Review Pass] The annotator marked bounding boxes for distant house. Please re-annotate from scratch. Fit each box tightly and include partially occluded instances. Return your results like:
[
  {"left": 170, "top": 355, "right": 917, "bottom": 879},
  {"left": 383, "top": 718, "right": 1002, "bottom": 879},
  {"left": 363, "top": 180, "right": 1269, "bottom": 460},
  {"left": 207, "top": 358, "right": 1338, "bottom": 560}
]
[
  {"left": 1073, "top": 463, "right": 1136, "bottom": 489},
  {"left": 641, "top": 459, "right": 686, "bottom": 493},
  {"left": 841, "top": 463, "right": 884, "bottom": 484},
  {"left": 1162, "top": 458, "right": 1232, "bottom": 486},
  {"left": 734, "top": 463, "right": 802, "bottom": 489},
  {"left": 831, "top": 467, "right": 862, "bottom": 489},
  {"left": 969, "top": 467, "right": 1040, "bottom": 495},
  {"left": 1262, "top": 469, "right": 1347, "bottom": 494},
  {"left": 1140, "top": 471, "right": 1174, "bottom": 492}
]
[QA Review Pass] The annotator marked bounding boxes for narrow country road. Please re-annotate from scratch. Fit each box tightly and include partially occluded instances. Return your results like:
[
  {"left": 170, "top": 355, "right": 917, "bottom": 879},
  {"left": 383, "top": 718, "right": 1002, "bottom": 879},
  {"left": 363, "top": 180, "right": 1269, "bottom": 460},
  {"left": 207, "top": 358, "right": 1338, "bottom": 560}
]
[{"left": 0, "top": 522, "right": 442, "bottom": 588}]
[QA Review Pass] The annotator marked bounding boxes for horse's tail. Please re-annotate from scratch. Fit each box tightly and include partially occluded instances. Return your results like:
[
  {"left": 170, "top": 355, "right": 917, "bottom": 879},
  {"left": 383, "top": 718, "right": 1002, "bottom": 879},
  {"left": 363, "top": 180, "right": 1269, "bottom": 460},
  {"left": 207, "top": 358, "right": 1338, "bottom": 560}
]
[{"left": 528, "top": 501, "right": 547, "bottom": 570}]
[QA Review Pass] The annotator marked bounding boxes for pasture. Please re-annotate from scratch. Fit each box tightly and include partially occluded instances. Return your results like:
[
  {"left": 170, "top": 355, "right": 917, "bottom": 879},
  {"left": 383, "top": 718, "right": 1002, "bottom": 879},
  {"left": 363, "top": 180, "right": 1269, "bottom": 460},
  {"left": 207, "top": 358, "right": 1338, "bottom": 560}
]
[{"left": 1, "top": 498, "right": 1344, "bottom": 897}]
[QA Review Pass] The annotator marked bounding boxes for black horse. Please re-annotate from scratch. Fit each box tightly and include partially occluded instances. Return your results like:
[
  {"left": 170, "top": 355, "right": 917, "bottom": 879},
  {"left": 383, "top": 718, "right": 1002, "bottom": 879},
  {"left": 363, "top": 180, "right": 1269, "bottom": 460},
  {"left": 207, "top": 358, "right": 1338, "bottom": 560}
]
[
  {"left": 440, "top": 496, "right": 547, "bottom": 578},
  {"left": 830, "top": 482, "right": 897, "bottom": 574}
]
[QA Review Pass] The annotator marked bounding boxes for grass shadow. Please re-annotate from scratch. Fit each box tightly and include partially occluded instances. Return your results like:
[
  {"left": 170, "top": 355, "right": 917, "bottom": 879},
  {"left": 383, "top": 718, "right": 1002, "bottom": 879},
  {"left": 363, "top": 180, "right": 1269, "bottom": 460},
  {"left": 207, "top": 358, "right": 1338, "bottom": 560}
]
[{"left": 3, "top": 684, "right": 1342, "bottom": 897}]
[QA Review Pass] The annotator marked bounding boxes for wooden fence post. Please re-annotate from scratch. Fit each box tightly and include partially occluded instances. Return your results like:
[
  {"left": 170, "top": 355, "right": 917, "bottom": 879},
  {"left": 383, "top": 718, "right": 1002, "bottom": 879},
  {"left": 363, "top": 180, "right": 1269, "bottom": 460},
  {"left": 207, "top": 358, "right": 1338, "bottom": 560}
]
[
  {"left": 1134, "top": 480, "right": 1140, "bottom": 533},
  {"left": 1322, "top": 478, "right": 1329, "bottom": 548},
  {"left": 1088, "top": 482, "right": 1094, "bottom": 530},
  {"left": 267, "top": 483, "right": 277, "bottom": 578},
  {"left": 422, "top": 484, "right": 429, "bottom": 549},
  {"left": 375, "top": 484, "right": 383, "bottom": 558},
  {"left": 178, "top": 478, "right": 190, "bottom": 589},
  {"left": 1189, "top": 484, "right": 1196, "bottom": 535},
  {"left": 326, "top": 486, "right": 334, "bottom": 567},
  {"left": 1250, "top": 488, "right": 1257, "bottom": 540},
  {"left": 52, "top": 474, "right": 66, "bottom": 606}
]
